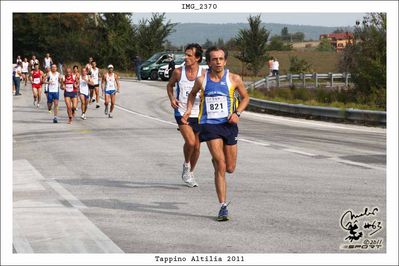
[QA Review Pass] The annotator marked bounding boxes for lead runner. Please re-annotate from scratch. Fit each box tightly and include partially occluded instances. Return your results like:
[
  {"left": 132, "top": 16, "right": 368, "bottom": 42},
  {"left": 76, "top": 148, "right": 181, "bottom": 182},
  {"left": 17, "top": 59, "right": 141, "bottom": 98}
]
[{"left": 182, "top": 46, "right": 249, "bottom": 221}]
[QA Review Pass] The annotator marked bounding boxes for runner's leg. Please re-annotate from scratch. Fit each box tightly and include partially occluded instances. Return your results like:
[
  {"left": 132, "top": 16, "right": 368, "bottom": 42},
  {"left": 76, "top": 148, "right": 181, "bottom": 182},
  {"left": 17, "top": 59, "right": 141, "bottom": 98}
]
[
  {"left": 32, "top": 87, "right": 38, "bottom": 105},
  {"left": 53, "top": 99, "right": 59, "bottom": 118},
  {"left": 95, "top": 86, "right": 100, "bottom": 107},
  {"left": 65, "top": 97, "right": 72, "bottom": 123},
  {"left": 178, "top": 125, "right": 199, "bottom": 170},
  {"left": 37, "top": 87, "right": 42, "bottom": 107},
  {"left": 224, "top": 144, "right": 237, "bottom": 173},
  {"left": 110, "top": 93, "right": 116, "bottom": 113},
  {"left": 206, "top": 139, "right": 227, "bottom": 204}
]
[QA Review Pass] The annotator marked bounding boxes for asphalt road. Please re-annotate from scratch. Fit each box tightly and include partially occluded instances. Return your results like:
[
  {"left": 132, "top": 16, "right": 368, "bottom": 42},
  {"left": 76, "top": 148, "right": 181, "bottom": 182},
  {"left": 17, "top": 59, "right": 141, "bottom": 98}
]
[{"left": 13, "top": 79, "right": 386, "bottom": 253}]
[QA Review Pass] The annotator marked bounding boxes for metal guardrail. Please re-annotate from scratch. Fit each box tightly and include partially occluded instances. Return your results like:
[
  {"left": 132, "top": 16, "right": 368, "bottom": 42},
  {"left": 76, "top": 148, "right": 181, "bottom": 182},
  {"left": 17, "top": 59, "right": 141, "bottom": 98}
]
[
  {"left": 249, "top": 97, "right": 386, "bottom": 124},
  {"left": 247, "top": 72, "right": 385, "bottom": 124},
  {"left": 248, "top": 72, "right": 352, "bottom": 89}
]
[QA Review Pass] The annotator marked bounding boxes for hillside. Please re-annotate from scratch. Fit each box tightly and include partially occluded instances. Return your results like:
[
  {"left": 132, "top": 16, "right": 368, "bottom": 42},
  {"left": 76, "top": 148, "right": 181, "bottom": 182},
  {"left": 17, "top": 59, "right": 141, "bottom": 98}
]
[{"left": 167, "top": 23, "right": 352, "bottom": 46}]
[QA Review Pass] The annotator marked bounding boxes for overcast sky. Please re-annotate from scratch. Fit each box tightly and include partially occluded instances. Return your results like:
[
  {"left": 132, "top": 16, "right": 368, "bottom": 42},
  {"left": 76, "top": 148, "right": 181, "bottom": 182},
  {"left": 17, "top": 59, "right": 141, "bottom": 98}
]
[{"left": 131, "top": 13, "right": 365, "bottom": 27}]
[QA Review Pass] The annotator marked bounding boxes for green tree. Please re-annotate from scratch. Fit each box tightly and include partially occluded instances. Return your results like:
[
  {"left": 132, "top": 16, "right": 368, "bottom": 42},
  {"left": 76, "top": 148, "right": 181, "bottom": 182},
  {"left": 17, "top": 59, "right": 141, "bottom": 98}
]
[
  {"left": 339, "top": 13, "right": 386, "bottom": 108},
  {"left": 317, "top": 38, "right": 334, "bottom": 51},
  {"left": 13, "top": 13, "right": 96, "bottom": 63},
  {"left": 281, "top": 26, "right": 290, "bottom": 41},
  {"left": 135, "top": 13, "right": 177, "bottom": 59},
  {"left": 235, "top": 15, "right": 270, "bottom": 77},
  {"left": 268, "top": 36, "right": 292, "bottom": 51},
  {"left": 288, "top": 56, "right": 312, "bottom": 73},
  {"left": 96, "top": 13, "right": 136, "bottom": 70}
]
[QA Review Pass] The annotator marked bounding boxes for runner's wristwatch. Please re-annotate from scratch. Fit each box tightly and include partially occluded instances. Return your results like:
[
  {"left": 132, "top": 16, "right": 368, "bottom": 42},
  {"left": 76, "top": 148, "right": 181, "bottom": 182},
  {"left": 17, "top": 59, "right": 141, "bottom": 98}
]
[{"left": 235, "top": 111, "right": 241, "bottom": 117}]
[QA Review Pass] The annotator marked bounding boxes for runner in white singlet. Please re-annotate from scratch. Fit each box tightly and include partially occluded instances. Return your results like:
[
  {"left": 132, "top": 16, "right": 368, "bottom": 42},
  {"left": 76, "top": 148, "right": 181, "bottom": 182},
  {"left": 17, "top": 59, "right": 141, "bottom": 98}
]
[
  {"left": 166, "top": 43, "right": 205, "bottom": 187},
  {"left": 101, "top": 64, "right": 120, "bottom": 118}
]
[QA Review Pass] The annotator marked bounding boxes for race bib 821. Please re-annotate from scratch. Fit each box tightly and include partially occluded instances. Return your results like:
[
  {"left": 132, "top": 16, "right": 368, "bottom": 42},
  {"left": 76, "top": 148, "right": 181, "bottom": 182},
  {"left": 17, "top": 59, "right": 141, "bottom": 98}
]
[{"left": 205, "top": 96, "right": 228, "bottom": 119}]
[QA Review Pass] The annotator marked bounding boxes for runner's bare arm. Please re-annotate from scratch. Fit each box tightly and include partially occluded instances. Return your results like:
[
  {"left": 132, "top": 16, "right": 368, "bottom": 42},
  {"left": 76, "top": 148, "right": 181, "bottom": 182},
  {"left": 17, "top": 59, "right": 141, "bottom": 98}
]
[
  {"left": 166, "top": 69, "right": 181, "bottom": 109},
  {"left": 181, "top": 76, "right": 203, "bottom": 124},
  {"left": 115, "top": 74, "right": 120, "bottom": 92},
  {"left": 101, "top": 74, "right": 106, "bottom": 94},
  {"left": 228, "top": 73, "right": 249, "bottom": 124},
  {"left": 60, "top": 76, "right": 65, "bottom": 90}
]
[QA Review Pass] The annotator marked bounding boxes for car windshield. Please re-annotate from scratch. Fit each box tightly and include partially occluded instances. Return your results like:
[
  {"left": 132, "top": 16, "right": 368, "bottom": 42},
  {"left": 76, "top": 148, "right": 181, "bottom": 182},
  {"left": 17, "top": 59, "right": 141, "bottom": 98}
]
[
  {"left": 146, "top": 52, "right": 163, "bottom": 62},
  {"left": 174, "top": 56, "right": 185, "bottom": 65}
]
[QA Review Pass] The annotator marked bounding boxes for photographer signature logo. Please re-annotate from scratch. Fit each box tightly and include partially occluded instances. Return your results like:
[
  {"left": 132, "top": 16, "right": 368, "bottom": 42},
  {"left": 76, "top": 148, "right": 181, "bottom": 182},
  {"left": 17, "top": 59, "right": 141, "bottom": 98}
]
[{"left": 339, "top": 207, "right": 383, "bottom": 250}]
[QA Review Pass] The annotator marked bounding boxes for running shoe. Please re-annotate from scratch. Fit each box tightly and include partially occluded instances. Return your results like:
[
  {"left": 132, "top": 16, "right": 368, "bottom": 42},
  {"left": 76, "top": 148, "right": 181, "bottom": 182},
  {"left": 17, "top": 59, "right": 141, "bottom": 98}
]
[
  {"left": 81, "top": 113, "right": 85, "bottom": 120},
  {"left": 104, "top": 105, "right": 108, "bottom": 115},
  {"left": 217, "top": 205, "right": 229, "bottom": 222},
  {"left": 108, "top": 113, "right": 113, "bottom": 118},
  {"left": 182, "top": 164, "right": 198, "bottom": 187},
  {"left": 53, "top": 117, "right": 58, "bottom": 123},
  {"left": 91, "top": 99, "right": 95, "bottom": 103},
  {"left": 48, "top": 109, "right": 52, "bottom": 114},
  {"left": 96, "top": 104, "right": 100, "bottom": 108},
  {"left": 37, "top": 103, "right": 40, "bottom": 108},
  {"left": 33, "top": 100, "right": 36, "bottom": 106},
  {"left": 182, "top": 163, "right": 191, "bottom": 182}
]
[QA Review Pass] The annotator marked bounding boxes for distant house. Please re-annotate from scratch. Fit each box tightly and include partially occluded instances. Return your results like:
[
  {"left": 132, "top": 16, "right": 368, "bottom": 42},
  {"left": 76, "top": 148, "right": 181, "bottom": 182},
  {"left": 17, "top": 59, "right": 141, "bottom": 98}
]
[{"left": 319, "top": 32, "right": 354, "bottom": 51}]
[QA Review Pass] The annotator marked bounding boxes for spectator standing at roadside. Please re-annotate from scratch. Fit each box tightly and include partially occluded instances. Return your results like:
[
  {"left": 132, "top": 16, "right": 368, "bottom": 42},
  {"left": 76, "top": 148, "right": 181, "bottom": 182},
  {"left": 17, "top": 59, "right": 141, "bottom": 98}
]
[
  {"left": 268, "top": 57, "right": 274, "bottom": 76},
  {"left": 134, "top": 55, "right": 142, "bottom": 81},
  {"left": 272, "top": 58, "right": 279, "bottom": 76},
  {"left": 167, "top": 54, "right": 176, "bottom": 78},
  {"left": 13, "top": 62, "right": 23, "bottom": 96}
]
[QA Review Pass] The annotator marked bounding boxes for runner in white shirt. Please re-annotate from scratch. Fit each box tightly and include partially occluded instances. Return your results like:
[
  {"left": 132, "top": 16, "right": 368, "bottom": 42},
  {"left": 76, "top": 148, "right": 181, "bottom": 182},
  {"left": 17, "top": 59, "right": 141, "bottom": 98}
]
[
  {"left": 89, "top": 61, "right": 101, "bottom": 108},
  {"left": 85, "top": 57, "right": 93, "bottom": 75},
  {"left": 167, "top": 43, "right": 204, "bottom": 187},
  {"left": 21, "top": 58, "right": 30, "bottom": 86},
  {"left": 43, "top": 53, "right": 53, "bottom": 69},
  {"left": 101, "top": 64, "right": 120, "bottom": 118},
  {"left": 30, "top": 55, "right": 39, "bottom": 71},
  {"left": 16, "top": 55, "right": 22, "bottom": 64},
  {"left": 42, "top": 64, "right": 61, "bottom": 123},
  {"left": 79, "top": 68, "right": 91, "bottom": 120}
]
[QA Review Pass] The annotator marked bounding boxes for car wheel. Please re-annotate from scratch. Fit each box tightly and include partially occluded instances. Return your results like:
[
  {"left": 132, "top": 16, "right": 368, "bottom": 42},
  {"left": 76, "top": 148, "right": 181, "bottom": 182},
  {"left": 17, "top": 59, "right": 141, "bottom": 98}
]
[{"left": 150, "top": 70, "right": 158, "bottom": 80}]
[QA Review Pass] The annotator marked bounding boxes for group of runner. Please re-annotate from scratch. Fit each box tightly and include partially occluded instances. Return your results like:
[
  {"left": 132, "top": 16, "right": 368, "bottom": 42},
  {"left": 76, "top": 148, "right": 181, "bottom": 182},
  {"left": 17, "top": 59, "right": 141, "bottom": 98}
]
[
  {"left": 14, "top": 54, "right": 120, "bottom": 124},
  {"left": 15, "top": 44, "right": 249, "bottom": 222},
  {"left": 167, "top": 44, "right": 249, "bottom": 221}
]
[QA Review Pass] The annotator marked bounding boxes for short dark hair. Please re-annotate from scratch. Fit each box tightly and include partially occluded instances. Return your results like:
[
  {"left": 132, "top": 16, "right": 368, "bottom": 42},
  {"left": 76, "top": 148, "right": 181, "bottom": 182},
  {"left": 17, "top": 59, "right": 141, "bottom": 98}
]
[
  {"left": 205, "top": 46, "right": 228, "bottom": 62},
  {"left": 185, "top": 43, "right": 203, "bottom": 63},
  {"left": 73, "top": 65, "right": 79, "bottom": 69}
]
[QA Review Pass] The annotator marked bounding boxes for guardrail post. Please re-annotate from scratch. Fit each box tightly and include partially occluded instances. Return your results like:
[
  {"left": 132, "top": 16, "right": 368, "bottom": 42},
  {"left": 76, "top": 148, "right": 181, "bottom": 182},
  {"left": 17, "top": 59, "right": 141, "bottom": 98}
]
[
  {"left": 300, "top": 73, "right": 305, "bottom": 88},
  {"left": 329, "top": 72, "right": 333, "bottom": 87},
  {"left": 288, "top": 73, "right": 292, "bottom": 87},
  {"left": 276, "top": 74, "right": 280, "bottom": 88},
  {"left": 313, "top": 73, "right": 318, "bottom": 88},
  {"left": 265, "top": 76, "right": 269, "bottom": 89},
  {"left": 345, "top": 72, "right": 349, "bottom": 87}
]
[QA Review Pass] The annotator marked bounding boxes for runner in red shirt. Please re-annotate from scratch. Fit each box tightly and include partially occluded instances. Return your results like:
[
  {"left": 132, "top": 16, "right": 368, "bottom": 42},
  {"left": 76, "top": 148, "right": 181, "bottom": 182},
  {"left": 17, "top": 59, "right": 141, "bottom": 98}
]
[
  {"left": 61, "top": 68, "right": 79, "bottom": 124},
  {"left": 30, "top": 63, "right": 44, "bottom": 108}
]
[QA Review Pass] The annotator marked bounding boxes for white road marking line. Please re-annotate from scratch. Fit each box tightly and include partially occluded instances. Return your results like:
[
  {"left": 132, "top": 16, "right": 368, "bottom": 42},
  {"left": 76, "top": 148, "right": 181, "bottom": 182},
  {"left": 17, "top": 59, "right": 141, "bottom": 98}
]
[
  {"left": 239, "top": 138, "right": 270, "bottom": 146},
  {"left": 244, "top": 111, "right": 386, "bottom": 134},
  {"left": 100, "top": 98, "right": 176, "bottom": 126},
  {"left": 282, "top": 148, "right": 317, "bottom": 157},
  {"left": 329, "top": 157, "right": 386, "bottom": 171},
  {"left": 45, "top": 179, "right": 88, "bottom": 209},
  {"left": 13, "top": 221, "right": 34, "bottom": 253},
  {"left": 13, "top": 159, "right": 124, "bottom": 253}
]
